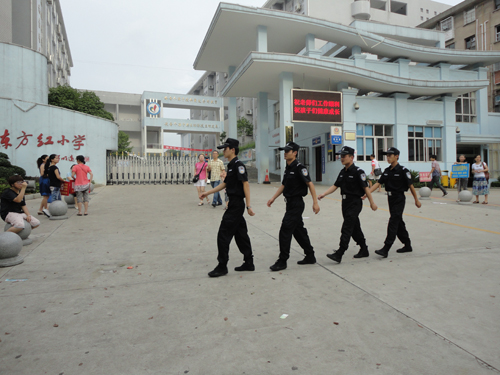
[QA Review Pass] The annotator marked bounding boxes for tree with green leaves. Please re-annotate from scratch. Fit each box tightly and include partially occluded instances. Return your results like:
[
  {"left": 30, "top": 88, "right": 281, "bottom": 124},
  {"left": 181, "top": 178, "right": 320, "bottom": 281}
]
[
  {"left": 48, "top": 85, "right": 114, "bottom": 121},
  {"left": 219, "top": 131, "right": 227, "bottom": 144},
  {"left": 117, "top": 131, "right": 133, "bottom": 154},
  {"left": 0, "top": 152, "right": 26, "bottom": 180},
  {"left": 237, "top": 117, "right": 253, "bottom": 137}
]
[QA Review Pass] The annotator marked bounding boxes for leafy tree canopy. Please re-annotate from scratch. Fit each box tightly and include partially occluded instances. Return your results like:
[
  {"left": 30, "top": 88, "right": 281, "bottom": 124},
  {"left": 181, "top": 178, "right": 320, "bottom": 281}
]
[
  {"left": 117, "top": 131, "right": 133, "bottom": 154},
  {"left": 48, "top": 85, "right": 114, "bottom": 121},
  {"left": 237, "top": 117, "right": 253, "bottom": 137}
]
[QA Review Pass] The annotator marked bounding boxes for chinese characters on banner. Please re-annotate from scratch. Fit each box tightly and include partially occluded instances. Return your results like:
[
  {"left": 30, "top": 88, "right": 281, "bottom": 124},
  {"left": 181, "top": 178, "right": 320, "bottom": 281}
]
[
  {"left": 292, "top": 89, "right": 343, "bottom": 124},
  {"left": 1, "top": 130, "right": 86, "bottom": 151}
]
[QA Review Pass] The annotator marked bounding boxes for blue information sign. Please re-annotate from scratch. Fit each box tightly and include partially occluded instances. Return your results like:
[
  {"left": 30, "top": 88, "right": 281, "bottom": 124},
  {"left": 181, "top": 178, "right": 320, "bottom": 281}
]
[
  {"left": 312, "top": 136, "right": 321, "bottom": 146},
  {"left": 451, "top": 164, "right": 470, "bottom": 178},
  {"left": 331, "top": 135, "right": 342, "bottom": 145}
]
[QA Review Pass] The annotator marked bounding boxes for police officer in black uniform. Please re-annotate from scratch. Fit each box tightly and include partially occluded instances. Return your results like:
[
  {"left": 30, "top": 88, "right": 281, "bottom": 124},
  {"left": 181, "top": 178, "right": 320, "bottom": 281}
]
[
  {"left": 267, "top": 142, "right": 320, "bottom": 271},
  {"left": 318, "top": 146, "right": 377, "bottom": 263},
  {"left": 200, "top": 138, "right": 255, "bottom": 277},
  {"left": 369, "top": 147, "right": 421, "bottom": 258}
]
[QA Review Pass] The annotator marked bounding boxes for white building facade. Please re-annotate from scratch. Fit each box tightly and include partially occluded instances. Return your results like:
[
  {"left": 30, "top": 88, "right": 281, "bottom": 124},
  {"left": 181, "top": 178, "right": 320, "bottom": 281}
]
[{"left": 194, "top": 3, "right": 500, "bottom": 185}]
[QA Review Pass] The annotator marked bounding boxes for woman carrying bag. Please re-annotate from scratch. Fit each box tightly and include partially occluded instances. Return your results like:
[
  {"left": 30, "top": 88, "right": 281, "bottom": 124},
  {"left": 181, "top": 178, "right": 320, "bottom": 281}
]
[{"left": 193, "top": 154, "right": 209, "bottom": 206}]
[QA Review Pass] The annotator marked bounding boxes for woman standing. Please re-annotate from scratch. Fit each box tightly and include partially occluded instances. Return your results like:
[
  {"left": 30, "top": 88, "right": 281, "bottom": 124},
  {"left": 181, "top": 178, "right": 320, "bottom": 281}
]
[
  {"left": 37, "top": 154, "right": 50, "bottom": 216},
  {"left": 45, "top": 154, "right": 65, "bottom": 203},
  {"left": 72, "top": 156, "right": 93, "bottom": 216},
  {"left": 471, "top": 154, "right": 489, "bottom": 204},
  {"left": 194, "top": 154, "right": 209, "bottom": 206},
  {"left": 453, "top": 154, "right": 469, "bottom": 202}
]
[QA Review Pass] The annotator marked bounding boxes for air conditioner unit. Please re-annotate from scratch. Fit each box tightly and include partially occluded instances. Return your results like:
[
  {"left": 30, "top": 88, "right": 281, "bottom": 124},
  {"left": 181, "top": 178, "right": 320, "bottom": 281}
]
[
  {"left": 56, "top": 77, "right": 61, "bottom": 85},
  {"left": 295, "top": 4, "right": 302, "bottom": 11},
  {"left": 224, "top": 73, "right": 228, "bottom": 78},
  {"left": 208, "top": 85, "right": 214, "bottom": 90},
  {"left": 246, "top": 110, "right": 253, "bottom": 115},
  {"left": 47, "top": 0, "right": 53, "bottom": 4},
  {"left": 47, "top": 54, "right": 53, "bottom": 64}
]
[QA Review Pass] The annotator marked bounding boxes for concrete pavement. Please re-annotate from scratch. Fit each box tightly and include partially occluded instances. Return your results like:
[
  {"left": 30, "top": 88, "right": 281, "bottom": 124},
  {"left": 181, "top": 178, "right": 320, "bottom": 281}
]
[{"left": 1, "top": 183, "right": 499, "bottom": 374}]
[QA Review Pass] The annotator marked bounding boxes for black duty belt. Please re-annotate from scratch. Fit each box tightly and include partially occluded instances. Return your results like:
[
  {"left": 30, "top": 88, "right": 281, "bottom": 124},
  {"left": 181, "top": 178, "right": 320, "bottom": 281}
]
[{"left": 387, "top": 191, "right": 405, "bottom": 196}]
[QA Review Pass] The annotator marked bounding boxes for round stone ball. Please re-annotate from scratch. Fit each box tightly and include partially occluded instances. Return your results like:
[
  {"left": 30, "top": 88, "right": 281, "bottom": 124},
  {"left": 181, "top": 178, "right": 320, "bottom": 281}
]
[
  {"left": 64, "top": 195, "right": 75, "bottom": 205},
  {"left": 419, "top": 186, "right": 432, "bottom": 198},
  {"left": 0, "top": 231, "right": 23, "bottom": 260},
  {"left": 4, "top": 220, "right": 32, "bottom": 240},
  {"left": 48, "top": 200, "right": 68, "bottom": 216},
  {"left": 458, "top": 190, "right": 473, "bottom": 202}
]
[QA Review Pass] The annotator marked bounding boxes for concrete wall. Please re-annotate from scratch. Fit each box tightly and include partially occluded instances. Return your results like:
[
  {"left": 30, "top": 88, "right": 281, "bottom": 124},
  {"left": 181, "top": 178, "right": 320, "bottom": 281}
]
[
  {"left": 0, "top": 43, "right": 48, "bottom": 104},
  {"left": 0, "top": 99, "right": 118, "bottom": 184}
]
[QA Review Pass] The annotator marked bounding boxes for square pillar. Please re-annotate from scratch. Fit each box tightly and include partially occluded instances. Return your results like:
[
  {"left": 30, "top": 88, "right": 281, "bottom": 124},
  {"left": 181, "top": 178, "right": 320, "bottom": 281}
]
[
  {"left": 339, "top": 87, "right": 359, "bottom": 151},
  {"left": 279, "top": 72, "right": 294, "bottom": 180},
  {"left": 256, "top": 91, "right": 269, "bottom": 183},
  {"left": 257, "top": 25, "right": 267, "bottom": 52},
  {"left": 227, "top": 66, "right": 237, "bottom": 139},
  {"left": 305, "top": 33, "right": 321, "bottom": 57},
  {"left": 442, "top": 96, "right": 458, "bottom": 169},
  {"left": 392, "top": 93, "right": 410, "bottom": 164}
]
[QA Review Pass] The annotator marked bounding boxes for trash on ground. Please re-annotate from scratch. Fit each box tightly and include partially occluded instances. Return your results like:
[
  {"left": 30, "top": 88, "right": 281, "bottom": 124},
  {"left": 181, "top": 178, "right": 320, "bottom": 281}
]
[
  {"left": 5, "top": 279, "right": 28, "bottom": 282},
  {"left": 127, "top": 266, "right": 133, "bottom": 269},
  {"left": 280, "top": 314, "right": 288, "bottom": 319}
]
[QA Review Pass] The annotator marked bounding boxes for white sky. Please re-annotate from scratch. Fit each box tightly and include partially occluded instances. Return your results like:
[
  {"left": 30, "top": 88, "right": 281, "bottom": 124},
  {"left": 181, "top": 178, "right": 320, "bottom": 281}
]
[{"left": 59, "top": 0, "right": 463, "bottom": 145}]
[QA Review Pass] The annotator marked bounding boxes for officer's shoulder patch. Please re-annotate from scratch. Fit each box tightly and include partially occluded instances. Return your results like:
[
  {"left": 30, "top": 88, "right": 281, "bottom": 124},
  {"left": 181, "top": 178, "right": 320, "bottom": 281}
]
[
  {"left": 301, "top": 168, "right": 308, "bottom": 177},
  {"left": 360, "top": 173, "right": 366, "bottom": 181},
  {"left": 406, "top": 172, "right": 411, "bottom": 179},
  {"left": 238, "top": 166, "right": 245, "bottom": 174}
]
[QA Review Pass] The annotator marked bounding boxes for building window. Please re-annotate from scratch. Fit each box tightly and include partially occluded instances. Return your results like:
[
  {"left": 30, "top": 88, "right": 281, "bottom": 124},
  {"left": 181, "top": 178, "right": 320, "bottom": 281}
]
[
  {"left": 421, "top": 16, "right": 424, "bottom": 20},
  {"left": 446, "top": 43, "right": 455, "bottom": 49},
  {"left": 496, "top": 25, "right": 500, "bottom": 42},
  {"left": 465, "top": 35, "right": 476, "bottom": 50},
  {"left": 408, "top": 126, "right": 442, "bottom": 162},
  {"left": 426, "top": 9, "right": 429, "bottom": 14},
  {"left": 440, "top": 17, "right": 454, "bottom": 41},
  {"left": 370, "top": 0, "right": 386, "bottom": 11},
  {"left": 435, "top": 11, "right": 437, "bottom": 15},
  {"left": 464, "top": 8, "right": 476, "bottom": 25},
  {"left": 274, "top": 102, "right": 280, "bottom": 129},
  {"left": 274, "top": 149, "right": 281, "bottom": 170},
  {"left": 391, "top": 1, "right": 407, "bottom": 15},
  {"left": 356, "top": 124, "right": 393, "bottom": 161},
  {"left": 421, "top": 8, "right": 423, "bottom": 12},
  {"left": 496, "top": 0, "right": 500, "bottom": 10},
  {"left": 494, "top": 90, "right": 500, "bottom": 113},
  {"left": 456, "top": 92, "right": 477, "bottom": 123}
]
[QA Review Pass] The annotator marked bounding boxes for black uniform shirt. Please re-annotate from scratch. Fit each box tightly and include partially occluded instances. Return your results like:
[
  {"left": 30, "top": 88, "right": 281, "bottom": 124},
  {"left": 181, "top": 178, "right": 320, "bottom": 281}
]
[
  {"left": 378, "top": 163, "right": 412, "bottom": 192},
  {"left": 223, "top": 157, "right": 248, "bottom": 198},
  {"left": 0, "top": 188, "right": 25, "bottom": 221},
  {"left": 282, "top": 159, "right": 311, "bottom": 199},
  {"left": 334, "top": 163, "right": 368, "bottom": 197}
]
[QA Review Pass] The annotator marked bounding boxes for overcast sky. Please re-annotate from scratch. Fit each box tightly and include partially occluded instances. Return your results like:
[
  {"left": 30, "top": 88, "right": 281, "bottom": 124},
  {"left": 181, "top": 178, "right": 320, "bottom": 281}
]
[{"left": 59, "top": 0, "right": 463, "bottom": 145}]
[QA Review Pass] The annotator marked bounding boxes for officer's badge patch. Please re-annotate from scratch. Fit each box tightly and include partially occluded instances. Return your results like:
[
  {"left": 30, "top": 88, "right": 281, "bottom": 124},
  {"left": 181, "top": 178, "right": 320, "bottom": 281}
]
[
  {"left": 302, "top": 168, "right": 308, "bottom": 176},
  {"left": 360, "top": 173, "right": 366, "bottom": 181},
  {"left": 406, "top": 172, "right": 411, "bottom": 179},
  {"left": 238, "top": 166, "right": 245, "bottom": 174}
]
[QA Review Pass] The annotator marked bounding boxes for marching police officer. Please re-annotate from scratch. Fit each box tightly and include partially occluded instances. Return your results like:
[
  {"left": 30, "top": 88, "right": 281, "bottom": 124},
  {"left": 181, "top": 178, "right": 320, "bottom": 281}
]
[
  {"left": 369, "top": 147, "right": 421, "bottom": 257},
  {"left": 318, "top": 146, "right": 377, "bottom": 263},
  {"left": 200, "top": 138, "right": 255, "bottom": 277},
  {"left": 267, "top": 142, "right": 320, "bottom": 271}
]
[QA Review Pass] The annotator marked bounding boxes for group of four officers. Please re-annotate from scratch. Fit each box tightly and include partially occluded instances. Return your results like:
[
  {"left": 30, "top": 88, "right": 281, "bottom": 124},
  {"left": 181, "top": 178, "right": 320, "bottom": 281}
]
[{"left": 200, "top": 138, "right": 421, "bottom": 278}]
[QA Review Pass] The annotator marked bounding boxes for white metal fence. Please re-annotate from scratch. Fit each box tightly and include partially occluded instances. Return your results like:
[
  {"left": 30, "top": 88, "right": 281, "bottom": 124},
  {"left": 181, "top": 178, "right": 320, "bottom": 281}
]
[{"left": 106, "top": 155, "right": 199, "bottom": 185}]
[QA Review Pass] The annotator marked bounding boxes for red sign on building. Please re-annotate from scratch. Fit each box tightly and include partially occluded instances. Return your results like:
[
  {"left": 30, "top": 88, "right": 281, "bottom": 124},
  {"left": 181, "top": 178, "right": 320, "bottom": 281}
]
[{"left": 292, "top": 89, "right": 343, "bottom": 124}]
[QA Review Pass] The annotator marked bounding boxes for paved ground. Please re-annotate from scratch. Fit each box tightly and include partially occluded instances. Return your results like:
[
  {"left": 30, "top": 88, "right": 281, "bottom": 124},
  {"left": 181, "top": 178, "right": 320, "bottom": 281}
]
[{"left": 1, "top": 183, "right": 499, "bottom": 375}]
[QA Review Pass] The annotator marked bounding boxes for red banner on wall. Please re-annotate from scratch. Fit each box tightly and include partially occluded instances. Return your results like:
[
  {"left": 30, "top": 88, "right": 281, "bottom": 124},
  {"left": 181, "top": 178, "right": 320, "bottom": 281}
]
[{"left": 163, "top": 145, "right": 213, "bottom": 152}]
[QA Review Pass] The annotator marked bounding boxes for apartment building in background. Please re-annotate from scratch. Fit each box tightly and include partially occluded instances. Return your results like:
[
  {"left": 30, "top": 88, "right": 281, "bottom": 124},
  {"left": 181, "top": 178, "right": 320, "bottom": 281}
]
[{"left": 0, "top": 0, "right": 73, "bottom": 87}]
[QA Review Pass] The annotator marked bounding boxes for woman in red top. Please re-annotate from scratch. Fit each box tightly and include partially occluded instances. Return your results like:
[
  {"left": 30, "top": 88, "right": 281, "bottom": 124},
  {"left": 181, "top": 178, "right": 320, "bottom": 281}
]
[
  {"left": 72, "top": 155, "right": 93, "bottom": 216},
  {"left": 194, "top": 154, "right": 209, "bottom": 206}
]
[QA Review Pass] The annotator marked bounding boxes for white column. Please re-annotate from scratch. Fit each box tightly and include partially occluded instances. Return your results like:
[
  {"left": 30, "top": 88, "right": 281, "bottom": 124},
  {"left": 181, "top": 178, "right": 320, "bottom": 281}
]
[
  {"left": 392, "top": 93, "right": 410, "bottom": 164},
  {"left": 227, "top": 66, "right": 237, "bottom": 140},
  {"left": 257, "top": 25, "right": 267, "bottom": 52},
  {"left": 256, "top": 91, "right": 269, "bottom": 183},
  {"left": 279, "top": 72, "right": 294, "bottom": 180},
  {"left": 442, "top": 96, "right": 458, "bottom": 170}
]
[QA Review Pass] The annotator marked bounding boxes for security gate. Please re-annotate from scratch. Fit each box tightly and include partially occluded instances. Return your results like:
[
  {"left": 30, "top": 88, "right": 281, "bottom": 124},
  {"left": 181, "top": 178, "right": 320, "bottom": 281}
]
[{"left": 106, "top": 155, "right": 199, "bottom": 185}]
